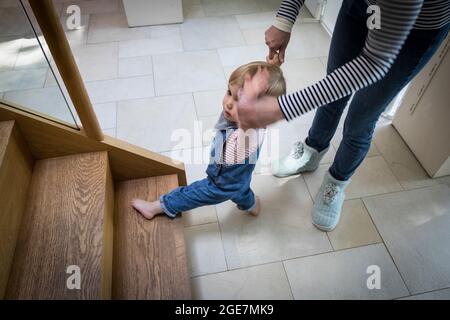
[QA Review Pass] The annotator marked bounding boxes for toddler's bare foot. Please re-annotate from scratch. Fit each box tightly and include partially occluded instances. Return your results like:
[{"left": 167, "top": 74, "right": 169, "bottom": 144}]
[
  {"left": 131, "top": 199, "right": 164, "bottom": 220},
  {"left": 249, "top": 196, "right": 261, "bottom": 216}
]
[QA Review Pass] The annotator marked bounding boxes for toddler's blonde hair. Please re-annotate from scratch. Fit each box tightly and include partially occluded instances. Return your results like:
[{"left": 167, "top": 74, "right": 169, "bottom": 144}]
[{"left": 228, "top": 61, "right": 286, "bottom": 97}]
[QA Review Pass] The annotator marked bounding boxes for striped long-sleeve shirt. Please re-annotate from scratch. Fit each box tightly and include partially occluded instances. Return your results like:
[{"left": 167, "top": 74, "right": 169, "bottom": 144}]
[{"left": 274, "top": 0, "right": 450, "bottom": 121}]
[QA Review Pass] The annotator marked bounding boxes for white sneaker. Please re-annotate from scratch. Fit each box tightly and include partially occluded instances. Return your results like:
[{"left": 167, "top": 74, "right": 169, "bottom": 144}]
[
  {"left": 312, "top": 171, "right": 350, "bottom": 231},
  {"left": 271, "top": 141, "right": 329, "bottom": 177}
]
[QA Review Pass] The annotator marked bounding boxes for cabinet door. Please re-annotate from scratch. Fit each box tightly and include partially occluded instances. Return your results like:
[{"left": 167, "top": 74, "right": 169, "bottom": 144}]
[
  {"left": 305, "top": 0, "right": 324, "bottom": 19},
  {"left": 321, "top": 0, "right": 343, "bottom": 34},
  {"left": 392, "top": 34, "right": 450, "bottom": 177}
]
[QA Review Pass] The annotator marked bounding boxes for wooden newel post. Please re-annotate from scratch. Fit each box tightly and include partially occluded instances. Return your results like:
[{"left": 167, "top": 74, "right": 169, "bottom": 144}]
[{"left": 28, "top": 0, "right": 104, "bottom": 141}]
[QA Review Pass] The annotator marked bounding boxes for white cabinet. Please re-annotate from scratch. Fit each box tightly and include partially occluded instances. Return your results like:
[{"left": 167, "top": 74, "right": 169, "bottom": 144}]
[
  {"left": 392, "top": 34, "right": 450, "bottom": 178},
  {"left": 305, "top": 0, "right": 325, "bottom": 19},
  {"left": 122, "top": 0, "right": 183, "bottom": 27},
  {"left": 321, "top": 0, "right": 343, "bottom": 34}
]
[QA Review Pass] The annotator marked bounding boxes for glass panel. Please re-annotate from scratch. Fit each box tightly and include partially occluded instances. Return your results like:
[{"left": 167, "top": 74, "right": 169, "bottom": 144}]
[{"left": 0, "top": 0, "right": 78, "bottom": 128}]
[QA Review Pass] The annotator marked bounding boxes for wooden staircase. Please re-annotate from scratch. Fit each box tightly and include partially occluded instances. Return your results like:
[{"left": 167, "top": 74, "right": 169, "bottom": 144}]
[
  {"left": 0, "top": 120, "right": 191, "bottom": 299},
  {"left": 113, "top": 176, "right": 190, "bottom": 299}
]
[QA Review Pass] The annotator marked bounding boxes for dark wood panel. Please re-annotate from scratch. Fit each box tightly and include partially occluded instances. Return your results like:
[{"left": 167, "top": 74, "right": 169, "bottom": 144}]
[
  {"left": 0, "top": 121, "right": 13, "bottom": 160},
  {"left": 101, "top": 162, "right": 114, "bottom": 299},
  {"left": 112, "top": 175, "right": 191, "bottom": 299},
  {"left": 0, "top": 121, "right": 34, "bottom": 298}
]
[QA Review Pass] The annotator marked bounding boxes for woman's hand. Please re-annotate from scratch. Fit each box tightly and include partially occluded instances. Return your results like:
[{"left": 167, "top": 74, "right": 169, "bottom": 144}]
[
  {"left": 266, "top": 52, "right": 282, "bottom": 66},
  {"left": 237, "top": 67, "right": 284, "bottom": 130},
  {"left": 242, "top": 66, "right": 270, "bottom": 99},
  {"left": 237, "top": 95, "right": 283, "bottom": 130},
  {"left": 265, "top": 25, "right": 291, "bottom": 64}
]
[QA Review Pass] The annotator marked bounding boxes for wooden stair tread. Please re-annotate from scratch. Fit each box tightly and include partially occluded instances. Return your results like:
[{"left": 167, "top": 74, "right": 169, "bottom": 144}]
[
  {"left": 5, "top": 151, "right": 114, "bottom": 299},
  {"left": 0, "top": 121, "right": 33, "bottom": 299},
  {"left": 112, "top": 175, "right": 191, "bottom": 299}
]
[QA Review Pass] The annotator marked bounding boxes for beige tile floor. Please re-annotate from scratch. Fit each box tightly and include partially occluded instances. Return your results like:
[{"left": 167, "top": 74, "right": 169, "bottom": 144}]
[{"left": 1, "top": 0, "right": 449, "bottom": 300}]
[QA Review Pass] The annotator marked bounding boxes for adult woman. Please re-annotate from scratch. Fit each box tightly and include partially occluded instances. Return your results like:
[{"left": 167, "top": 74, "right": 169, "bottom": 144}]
[{"left": 237, "top": 0, "right": 450, "bottom": 231}]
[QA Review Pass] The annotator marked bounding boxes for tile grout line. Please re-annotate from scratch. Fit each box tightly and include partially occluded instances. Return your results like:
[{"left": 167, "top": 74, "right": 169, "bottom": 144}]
[
  {"left": 115, "top": 41, "right": 119, "bottom": 79},
  {"left": 82, "top": 73, "right": 224, "bottom": 94},
  {"left": 370, "top": 125, "right": 441, "bottom": 192},
  {"left": 395, "top": 286, "right": 450, "bottom": 300},
  {"left": 233, "top": 14, "right": 249, "bottom": 47},
  {"left": 85, "top": 79, "right": 197, "bottom": 106},
  {"left": 360, "top": 199, "right": 412, "bottom": 297},
  {"left": 179, "top": 19, "right": 186, "bottom": 52},
  {"left": 373, "top": 124, "right": 440, "bottom": 191},
  {"left": 42, "top": 69, "right": 50, "bottom": 90},
  {"left": 185, "top": 219, "right": 229, "bottom": 277},
  {"left": 308, "top": 159, "right": 441, "bottom": 203},
  {"left": 181, "top": 198, "right": 383, "bottom": 250},
  {"left": 219, "top": 50, "right": 230, "bottom": 82},
  {"left": 181, "top": 183, "right": 446, "bottom": 230},
  {"left": 114, "top": 101, "right": 118, "bottom": 137},
  {"left": 358, "top": 183, "right": 445, "bottom": 202},
  {"left": 11, "top": 35, "right": 23, "bottom": 71},
  {"left": 191, "top": 92, "right": 200, "bottom": 122},
  {"left": 376, "top": 149, "right": 407, "bottom": 192},
  {"left": 150, "top": 54, "right": 156, "bottom": 97},
  {"left": 325, "top": 231, "right": 335, "bottom": 251},
  {"left": 266, "top": 243, "right": 363, "bottom": 265},
  {"left": 190, "top": 242, "right": 381, "bottom": 280},
  {"left": 300, "top": 172, "right": 315, "bottom": 204},
  {"left": 0, "top": 69, "right": 53, "bottom": 94},
  {"left": 190, "top": 258, "right": 293, "bottom": 280},
  {"left": 85, "top": 8, "right": 92, "bottom": 45},
  {"left": 281, "top": 260, "right": 296, "bottom": 300},
  {"left": 215, "top": 207, "right": 230, "bottom": 271}
]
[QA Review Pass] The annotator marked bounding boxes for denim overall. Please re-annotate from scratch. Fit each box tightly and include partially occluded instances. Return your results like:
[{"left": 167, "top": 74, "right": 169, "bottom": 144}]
[{"left": 160, "top": 129, "right": 261, "bottom": 218}]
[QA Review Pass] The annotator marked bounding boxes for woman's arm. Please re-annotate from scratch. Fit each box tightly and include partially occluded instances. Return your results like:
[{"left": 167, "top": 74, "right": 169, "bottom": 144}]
[
  {"left": 266, "top": 0, "right": 305, "bottom": 62},
  {"left": 238, "top": 0, "right": 424, "bottom": 128},
  {"left": 275, "top": 0, "right": 305, "bottom": 32}
]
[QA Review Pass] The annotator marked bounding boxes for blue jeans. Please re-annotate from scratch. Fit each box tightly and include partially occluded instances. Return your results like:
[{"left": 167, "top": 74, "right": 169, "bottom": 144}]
[
  {"left": 305, "top": 0, "right": 450, "bottom": 181},
  {"left": 160, "top": 130, "right": 258, "bottom": 217}
]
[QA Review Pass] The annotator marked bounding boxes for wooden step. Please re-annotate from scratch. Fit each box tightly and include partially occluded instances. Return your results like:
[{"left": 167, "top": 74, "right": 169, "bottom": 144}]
[
  {"left": 5, "top": 151, "right": 114, "bottom": 299},
  {"left": 0, "top": 121, "right": 34, "bottom": 299},
  {"left": 112, "top": 175, "right": 191, "bottom": 299}
]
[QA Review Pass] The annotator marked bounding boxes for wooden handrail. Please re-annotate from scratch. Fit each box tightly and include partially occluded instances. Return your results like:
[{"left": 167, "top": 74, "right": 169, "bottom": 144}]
[{"left": 28, "top": 0, "right": 104, "bottom": 141}]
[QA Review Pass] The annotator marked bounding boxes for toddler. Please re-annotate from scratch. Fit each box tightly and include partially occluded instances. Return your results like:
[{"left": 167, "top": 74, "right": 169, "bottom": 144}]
[{"left": 132, "top": 60, "right": 286, "bottom": 219}]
